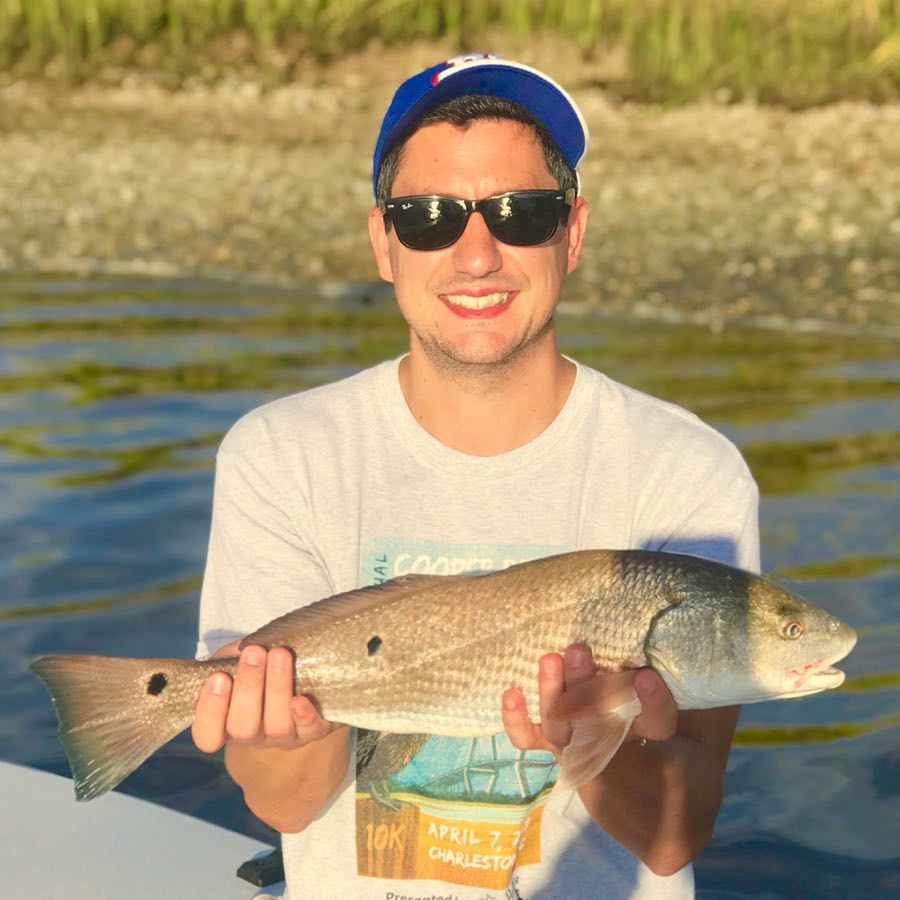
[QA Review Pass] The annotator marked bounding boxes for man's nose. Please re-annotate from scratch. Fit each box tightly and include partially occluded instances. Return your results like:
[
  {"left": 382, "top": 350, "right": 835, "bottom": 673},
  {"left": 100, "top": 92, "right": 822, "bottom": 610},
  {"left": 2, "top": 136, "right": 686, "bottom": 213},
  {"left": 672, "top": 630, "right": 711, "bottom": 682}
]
[{"left": 450, "top": 211, "right": 503, "bottom": 276}]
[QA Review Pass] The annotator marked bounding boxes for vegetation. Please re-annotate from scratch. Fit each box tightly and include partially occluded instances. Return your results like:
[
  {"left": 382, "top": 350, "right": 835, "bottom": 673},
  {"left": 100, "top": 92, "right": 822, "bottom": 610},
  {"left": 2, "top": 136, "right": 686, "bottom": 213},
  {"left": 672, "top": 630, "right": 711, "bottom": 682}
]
[
  {"left": 743, "top": 431, "right": 900, "bottom": 494},
  {"left": 733, "top": 711, "right": 900, "bottom": 745},
  {"left": 1, "top": 0, "right": 899, "bottom": 104},
  {"left": 0, "top": 573, "right": 201, "bottom": 620}
]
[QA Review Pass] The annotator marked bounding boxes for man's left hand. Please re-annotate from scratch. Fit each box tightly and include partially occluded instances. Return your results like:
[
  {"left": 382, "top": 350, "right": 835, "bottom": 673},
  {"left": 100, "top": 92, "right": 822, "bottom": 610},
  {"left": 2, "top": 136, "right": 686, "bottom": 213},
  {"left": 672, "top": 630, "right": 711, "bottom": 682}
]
[{"left": 501, "top": 644, "right": 678, "bottom": 757}]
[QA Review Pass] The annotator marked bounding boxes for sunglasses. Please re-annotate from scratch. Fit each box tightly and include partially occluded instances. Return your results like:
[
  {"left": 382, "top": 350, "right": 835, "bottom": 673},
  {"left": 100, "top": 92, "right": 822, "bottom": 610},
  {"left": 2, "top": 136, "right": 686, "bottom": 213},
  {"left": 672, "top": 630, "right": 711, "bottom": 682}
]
[{"left": 380, "top": 188, "right": 575, "bottom": 251}]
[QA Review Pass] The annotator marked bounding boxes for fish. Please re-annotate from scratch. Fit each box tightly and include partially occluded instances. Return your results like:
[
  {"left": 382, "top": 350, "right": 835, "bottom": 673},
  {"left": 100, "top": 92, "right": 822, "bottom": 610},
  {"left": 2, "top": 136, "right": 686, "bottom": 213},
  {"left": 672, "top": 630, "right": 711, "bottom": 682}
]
[{"left": 30, "top": 548, "right": 857, "bottom": 802}]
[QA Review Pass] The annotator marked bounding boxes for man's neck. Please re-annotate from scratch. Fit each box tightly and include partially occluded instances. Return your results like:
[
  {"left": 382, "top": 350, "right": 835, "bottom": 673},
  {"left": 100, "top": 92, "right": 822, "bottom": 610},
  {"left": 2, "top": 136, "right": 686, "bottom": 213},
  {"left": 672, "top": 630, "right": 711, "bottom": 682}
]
[{"left": 398, "top": 341, "right": 576, "bottom": 456}]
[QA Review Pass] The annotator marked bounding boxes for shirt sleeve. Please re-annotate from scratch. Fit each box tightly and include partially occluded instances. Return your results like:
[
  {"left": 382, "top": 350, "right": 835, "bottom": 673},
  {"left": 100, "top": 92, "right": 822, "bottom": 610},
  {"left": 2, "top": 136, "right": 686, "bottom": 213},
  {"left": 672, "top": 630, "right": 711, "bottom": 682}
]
[
  {"left": 659, "top": 467, "right": 760, "bottom": 573},
  {"left": 196, "top": 421, "right": 335, "bottom": 659},
  {"left": 632, "top": 421, "right": 761, "bottom": 575}
]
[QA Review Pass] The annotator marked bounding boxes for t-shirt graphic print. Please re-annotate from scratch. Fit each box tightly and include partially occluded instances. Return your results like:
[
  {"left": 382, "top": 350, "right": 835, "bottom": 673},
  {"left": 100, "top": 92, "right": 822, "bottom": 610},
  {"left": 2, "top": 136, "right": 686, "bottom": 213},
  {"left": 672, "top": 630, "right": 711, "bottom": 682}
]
[{"left": 355, "top": 536, "right": 566, "bottom": 890}]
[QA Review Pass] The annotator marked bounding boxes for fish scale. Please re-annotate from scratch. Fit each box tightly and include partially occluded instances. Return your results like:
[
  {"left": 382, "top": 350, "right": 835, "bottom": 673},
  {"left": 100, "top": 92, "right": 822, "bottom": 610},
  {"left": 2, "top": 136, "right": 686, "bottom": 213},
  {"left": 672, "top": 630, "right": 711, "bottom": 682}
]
[
  {"left": 270, "top": 551, "right": 687, "bottom": 733},
  {"left": 29, "top": 548, "right": 856, "bottom": 801}
]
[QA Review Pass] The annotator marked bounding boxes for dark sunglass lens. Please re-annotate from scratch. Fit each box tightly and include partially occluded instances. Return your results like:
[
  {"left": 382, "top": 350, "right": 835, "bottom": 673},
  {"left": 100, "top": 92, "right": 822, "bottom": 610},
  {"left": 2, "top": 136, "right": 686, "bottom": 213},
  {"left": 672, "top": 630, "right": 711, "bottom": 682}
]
[
  {"left": 393, "top": 198, "right": 466, "bottom": 250},
  {"left": 486, "top": 193, "right": 562, "bottom": 246}
]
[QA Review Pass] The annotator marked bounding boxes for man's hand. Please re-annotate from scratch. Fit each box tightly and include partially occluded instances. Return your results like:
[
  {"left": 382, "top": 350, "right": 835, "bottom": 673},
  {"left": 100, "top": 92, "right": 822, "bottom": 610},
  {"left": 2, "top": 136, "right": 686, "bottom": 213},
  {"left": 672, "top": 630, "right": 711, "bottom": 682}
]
[
  {"left": 191, "top": 640, "right": 349, "bottom": 833},
  {"left": 502, "top": 644, "right": 736, "bottom": 875},
  {"left": 192, "top": 642, "right": 338, "bottom": 754},
  {"left": 500, "top": 643, "right": 678, "bottom": 756}
]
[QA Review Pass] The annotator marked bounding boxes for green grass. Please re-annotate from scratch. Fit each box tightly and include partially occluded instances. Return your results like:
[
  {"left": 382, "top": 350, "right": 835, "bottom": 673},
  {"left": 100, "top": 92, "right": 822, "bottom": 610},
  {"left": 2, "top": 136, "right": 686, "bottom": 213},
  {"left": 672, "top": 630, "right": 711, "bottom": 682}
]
[
  {"left": 1, "top": 0, "right": 899, "bottom": 105},
  {"left": 0, "top": 573, "right": 202, "bottom": 619},
  {"left": 742, "top": 431, "right": 900, "bottom": 494},
  {"left": 733, "top": 712, "right": 900, "bottom": 745}
]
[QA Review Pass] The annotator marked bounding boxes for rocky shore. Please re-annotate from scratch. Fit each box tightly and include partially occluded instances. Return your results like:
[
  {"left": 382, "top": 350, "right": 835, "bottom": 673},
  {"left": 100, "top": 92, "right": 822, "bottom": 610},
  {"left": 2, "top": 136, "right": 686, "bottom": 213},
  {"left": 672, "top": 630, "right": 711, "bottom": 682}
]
[{"left": 1, "top": 44, "right": 898, "bottom": 330}]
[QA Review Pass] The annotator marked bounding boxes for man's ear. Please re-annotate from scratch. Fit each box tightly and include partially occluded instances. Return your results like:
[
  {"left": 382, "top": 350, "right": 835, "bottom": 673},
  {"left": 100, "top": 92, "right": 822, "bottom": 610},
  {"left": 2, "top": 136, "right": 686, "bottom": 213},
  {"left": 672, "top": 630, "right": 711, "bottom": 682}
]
[
  {"left": 565, "top": 196, "right": 590, "bottom": 275},
  {"left": 368, "top": 206, "right": 394, "bottom": 284}
]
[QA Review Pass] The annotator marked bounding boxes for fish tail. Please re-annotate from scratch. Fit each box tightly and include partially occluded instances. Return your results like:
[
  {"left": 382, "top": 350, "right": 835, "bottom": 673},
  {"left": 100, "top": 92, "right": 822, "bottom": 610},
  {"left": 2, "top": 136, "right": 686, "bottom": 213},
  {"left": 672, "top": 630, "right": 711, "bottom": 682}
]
[{"left": 29, "top": 653, "right": 234, "bottom": 801}]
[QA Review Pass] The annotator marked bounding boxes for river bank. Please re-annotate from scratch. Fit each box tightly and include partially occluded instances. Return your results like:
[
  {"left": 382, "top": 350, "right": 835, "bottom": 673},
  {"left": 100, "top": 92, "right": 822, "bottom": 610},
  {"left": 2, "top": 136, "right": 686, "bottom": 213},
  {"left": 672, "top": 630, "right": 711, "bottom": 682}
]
[{"left": 1, "top": 44, "right": 898, "bottom": 330}]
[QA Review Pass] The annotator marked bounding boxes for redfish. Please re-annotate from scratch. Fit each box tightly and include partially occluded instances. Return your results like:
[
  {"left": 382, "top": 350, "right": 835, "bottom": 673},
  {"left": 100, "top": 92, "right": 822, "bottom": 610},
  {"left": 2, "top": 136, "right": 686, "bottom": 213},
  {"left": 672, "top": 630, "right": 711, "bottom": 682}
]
[{"left": 30, "top": 549, "right": 856, "bottom": 800}]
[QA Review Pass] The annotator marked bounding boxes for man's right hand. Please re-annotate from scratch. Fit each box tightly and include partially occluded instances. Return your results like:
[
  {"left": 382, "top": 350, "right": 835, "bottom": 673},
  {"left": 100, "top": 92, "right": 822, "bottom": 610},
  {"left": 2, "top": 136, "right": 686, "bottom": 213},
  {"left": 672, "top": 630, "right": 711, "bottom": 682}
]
[
  {"left": 192, "top": 642, "right": 339, "bottom": 753},
  {"left": 192, "top": 641, "right": 350, "bottom": 833}
]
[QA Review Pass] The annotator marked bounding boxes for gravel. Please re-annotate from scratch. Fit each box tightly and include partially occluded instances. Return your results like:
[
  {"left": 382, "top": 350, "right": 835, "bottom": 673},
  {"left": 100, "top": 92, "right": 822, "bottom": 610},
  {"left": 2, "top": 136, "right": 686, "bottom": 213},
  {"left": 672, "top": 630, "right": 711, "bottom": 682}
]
[{"left": 1, "top": 44, "right": 897, "bottom": 331}]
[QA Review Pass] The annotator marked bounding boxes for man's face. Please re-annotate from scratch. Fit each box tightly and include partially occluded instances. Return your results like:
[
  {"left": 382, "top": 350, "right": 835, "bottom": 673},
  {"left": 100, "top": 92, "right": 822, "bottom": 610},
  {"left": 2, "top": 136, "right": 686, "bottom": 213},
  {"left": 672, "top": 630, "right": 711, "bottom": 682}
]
[{"left": 369, "top": 118, "right": 588, "bottom": 372}]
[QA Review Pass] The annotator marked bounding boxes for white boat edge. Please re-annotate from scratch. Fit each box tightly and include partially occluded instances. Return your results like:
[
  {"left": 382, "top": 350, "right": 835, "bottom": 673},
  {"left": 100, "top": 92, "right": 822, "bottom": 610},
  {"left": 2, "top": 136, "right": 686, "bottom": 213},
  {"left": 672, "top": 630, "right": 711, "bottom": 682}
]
[{"left": 0, "top": 760, "right": 285, "bottom": 899}]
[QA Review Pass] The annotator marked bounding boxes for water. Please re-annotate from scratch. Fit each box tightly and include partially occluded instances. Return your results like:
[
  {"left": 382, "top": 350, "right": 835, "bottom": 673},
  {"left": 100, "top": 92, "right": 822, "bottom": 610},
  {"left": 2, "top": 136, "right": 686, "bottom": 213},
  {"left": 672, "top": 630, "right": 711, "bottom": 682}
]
[{"left": 1, "top": 273, "right": 898, "bottom": 898}]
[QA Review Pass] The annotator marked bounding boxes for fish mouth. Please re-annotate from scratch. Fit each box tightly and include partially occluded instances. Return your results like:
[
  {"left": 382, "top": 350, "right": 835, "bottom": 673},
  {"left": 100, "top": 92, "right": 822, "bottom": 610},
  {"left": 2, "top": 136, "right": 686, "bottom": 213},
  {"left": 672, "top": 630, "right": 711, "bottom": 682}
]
[
  {"left": 786, "top": 659, "right": 847, "bottom": 694},
  {"left": 804, "top": 664, "right": 846, "bottom": 690},
  {"left": 787, "top": 628, "right": 857, "bottom": 694}
]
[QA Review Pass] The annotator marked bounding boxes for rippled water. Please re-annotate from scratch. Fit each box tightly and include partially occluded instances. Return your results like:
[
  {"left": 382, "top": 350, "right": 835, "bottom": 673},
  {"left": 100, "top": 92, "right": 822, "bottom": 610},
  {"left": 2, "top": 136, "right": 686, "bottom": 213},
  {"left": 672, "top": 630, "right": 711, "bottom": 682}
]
[{"left": 1, "top": 273, "right": 898, "bottom": 898}]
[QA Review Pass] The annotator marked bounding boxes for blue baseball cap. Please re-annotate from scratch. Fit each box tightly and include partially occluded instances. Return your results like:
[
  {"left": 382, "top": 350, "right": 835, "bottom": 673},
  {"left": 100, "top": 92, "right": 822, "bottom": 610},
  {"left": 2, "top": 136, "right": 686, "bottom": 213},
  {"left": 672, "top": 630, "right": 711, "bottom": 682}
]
[{"left": 372, "top": 53, "right": 589, "bottom": 197}]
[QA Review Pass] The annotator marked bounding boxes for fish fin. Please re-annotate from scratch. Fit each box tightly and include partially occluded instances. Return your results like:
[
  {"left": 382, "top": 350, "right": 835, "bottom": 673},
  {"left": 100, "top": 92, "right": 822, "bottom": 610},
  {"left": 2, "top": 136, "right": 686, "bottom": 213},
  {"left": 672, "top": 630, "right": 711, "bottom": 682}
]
[
  {"left": 548, "top": 671, "right": 640, "bottom": 788},
  {"left": 555, "top": 694, "right": 643, "bottom": 790},
  {"left": 30, "top": 654, "right": 229, "bottom": 801},
  {"left": 243, "top": 574, "right": 454, "bottom": 648}
]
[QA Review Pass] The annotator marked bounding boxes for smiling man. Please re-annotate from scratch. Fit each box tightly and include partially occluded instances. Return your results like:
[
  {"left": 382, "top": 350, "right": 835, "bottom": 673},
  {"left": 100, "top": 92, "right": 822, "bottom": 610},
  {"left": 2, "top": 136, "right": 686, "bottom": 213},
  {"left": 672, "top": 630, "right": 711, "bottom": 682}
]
[
  {"left": 192, "top": 55, "right": 759, "bottom": 899},
  {"left": 370, "top": 111, "right": 584, "bottom": 456}
]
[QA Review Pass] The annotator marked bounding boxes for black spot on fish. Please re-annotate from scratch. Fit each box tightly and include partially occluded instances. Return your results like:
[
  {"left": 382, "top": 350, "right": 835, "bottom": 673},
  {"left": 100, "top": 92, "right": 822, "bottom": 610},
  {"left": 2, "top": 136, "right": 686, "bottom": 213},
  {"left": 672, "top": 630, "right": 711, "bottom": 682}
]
[
  {"left": 367, "top": 635, "right": 382, "bottom": 656},
  {"left": 147, "top": 672, "right": 168, "bottom": 695}
]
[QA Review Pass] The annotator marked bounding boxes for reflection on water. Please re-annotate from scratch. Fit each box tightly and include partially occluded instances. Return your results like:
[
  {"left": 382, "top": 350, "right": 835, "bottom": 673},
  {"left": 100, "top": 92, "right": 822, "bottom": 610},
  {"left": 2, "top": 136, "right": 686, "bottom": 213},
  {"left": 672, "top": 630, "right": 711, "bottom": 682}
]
[{"left": 1, "top": 274, "right": 898, "bottom": 896}]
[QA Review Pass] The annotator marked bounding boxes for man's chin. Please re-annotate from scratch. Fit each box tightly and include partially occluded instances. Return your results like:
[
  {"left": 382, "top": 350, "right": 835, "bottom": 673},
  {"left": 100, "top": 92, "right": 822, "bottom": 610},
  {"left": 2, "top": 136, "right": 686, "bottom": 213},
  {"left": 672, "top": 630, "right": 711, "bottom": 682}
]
[
  {"left": 411, "top": 316, "right": 555, "bottom": 374},
  {"left": 422, "top": 341, "right": 522, "bottom": 374}
]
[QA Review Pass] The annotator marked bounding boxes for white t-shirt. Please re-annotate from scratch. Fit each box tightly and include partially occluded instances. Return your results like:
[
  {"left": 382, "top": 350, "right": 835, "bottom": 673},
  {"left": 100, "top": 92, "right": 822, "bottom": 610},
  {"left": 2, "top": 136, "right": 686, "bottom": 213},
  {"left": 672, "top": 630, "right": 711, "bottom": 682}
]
[{"left": 198, "top": 357, "right": 759, "bottom": 900}]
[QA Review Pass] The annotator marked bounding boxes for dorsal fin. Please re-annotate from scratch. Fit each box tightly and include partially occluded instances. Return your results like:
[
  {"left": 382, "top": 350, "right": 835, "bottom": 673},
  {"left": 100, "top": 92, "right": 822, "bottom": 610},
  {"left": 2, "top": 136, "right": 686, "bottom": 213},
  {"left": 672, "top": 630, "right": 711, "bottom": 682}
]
[{"left": 241, "top": 574, "right": 452, "bottom": 649}]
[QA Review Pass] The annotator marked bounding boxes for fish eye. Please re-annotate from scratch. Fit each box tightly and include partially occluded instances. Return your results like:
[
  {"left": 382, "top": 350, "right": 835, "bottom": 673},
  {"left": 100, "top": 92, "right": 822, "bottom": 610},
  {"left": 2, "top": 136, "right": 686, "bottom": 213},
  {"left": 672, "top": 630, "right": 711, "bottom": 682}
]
[{"left": 782, "top": 620, "right": 805, "bottom": 639}]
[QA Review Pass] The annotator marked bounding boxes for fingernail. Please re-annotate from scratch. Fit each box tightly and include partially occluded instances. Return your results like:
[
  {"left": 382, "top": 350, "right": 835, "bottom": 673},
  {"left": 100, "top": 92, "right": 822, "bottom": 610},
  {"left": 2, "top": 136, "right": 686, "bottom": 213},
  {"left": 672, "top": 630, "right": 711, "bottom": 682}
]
[
  {"left": 540, "top": 656, "right": 560, "bottom": 678},
  {"left": 211, "top": 674, "right": 228, "bottom": 696},
  {"left": 566, "top": 645, "right": 590, "bottom": 669},
  {"left": 243, "top": 646, "right": 263, "bottom": 667},
  {"left": 503, "top": 693, "right": 518, "bottom": 712}
]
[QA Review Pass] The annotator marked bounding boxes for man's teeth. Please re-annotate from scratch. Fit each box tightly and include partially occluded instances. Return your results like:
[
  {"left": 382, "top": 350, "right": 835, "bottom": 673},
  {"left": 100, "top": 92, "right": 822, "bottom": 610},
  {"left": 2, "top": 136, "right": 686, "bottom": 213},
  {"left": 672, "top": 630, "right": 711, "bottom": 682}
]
[{"left": 444, "top": 292, "right": 510, "bottom": 310}]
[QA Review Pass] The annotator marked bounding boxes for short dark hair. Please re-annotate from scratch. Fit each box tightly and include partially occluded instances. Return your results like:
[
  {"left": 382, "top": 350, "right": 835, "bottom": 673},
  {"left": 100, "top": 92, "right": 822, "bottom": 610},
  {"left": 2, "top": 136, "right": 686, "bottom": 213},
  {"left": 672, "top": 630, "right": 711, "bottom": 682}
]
[{"left": 374, "top": 94, "right": 578, "bottom": 204}]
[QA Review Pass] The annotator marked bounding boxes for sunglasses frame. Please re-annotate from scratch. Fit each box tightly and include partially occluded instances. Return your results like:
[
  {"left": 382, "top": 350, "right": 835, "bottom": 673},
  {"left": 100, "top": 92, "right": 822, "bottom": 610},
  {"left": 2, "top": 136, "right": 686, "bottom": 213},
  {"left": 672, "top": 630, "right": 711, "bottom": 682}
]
[{"left": 380, "top": 188, "right": 576, "bottom": 251}]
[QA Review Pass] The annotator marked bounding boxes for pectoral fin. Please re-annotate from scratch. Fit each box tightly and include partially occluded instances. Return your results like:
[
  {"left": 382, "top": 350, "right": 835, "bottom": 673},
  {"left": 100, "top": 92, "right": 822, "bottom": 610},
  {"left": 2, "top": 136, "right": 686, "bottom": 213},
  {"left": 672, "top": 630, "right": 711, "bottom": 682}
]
[{"left": 549, "top": 674, "right": 643, "bottom": 789}]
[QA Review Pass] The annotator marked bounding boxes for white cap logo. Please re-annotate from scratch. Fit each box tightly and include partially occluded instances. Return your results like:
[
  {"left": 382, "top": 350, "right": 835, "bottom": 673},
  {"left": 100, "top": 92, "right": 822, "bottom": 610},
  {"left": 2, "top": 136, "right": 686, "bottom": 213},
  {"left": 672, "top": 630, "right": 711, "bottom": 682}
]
[{"left": 432, "top": 53, "right": 496, "bottom": 84}]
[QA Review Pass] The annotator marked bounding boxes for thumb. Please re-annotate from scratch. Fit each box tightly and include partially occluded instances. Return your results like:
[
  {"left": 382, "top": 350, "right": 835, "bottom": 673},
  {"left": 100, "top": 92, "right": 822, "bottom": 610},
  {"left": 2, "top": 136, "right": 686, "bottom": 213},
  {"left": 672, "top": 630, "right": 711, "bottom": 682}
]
[
  {"left": 290, "top": 695, "right": 336, "bottom": 745},
  {"left": 632, "top": 668, "right": 677, "bottom": 742}
]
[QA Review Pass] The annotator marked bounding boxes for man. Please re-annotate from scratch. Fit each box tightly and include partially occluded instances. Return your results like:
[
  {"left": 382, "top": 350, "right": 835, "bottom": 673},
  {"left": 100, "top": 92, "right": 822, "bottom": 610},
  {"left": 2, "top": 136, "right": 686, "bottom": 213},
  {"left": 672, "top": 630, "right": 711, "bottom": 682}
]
[{"left": 192, "top": 54, "right": 759, "bottom": 899}]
